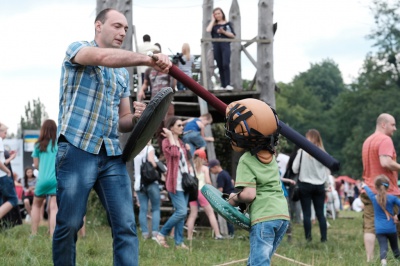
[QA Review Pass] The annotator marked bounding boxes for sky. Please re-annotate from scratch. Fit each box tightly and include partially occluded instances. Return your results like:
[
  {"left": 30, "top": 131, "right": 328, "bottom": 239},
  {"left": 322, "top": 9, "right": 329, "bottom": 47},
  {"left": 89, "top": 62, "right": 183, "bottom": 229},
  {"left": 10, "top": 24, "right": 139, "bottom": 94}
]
[{"left": 0, "top": 0, "right": 375, "bottom": 136}]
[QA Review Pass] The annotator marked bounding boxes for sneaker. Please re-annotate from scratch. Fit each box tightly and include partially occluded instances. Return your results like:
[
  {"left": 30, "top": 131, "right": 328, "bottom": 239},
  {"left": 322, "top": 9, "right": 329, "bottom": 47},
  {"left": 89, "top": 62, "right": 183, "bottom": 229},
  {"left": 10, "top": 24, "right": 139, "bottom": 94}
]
[
  {"left": 215, "top": 235, "right": 224, "bottom": 240},
  {"left": 25, "top": 214, "right": 31, "bottom": 223},
  {"left": 225, "top": 85, "right": 234, "bottom": 90},
  {"left": 228, "top": 234, "right": 235, "bottom": 239}
]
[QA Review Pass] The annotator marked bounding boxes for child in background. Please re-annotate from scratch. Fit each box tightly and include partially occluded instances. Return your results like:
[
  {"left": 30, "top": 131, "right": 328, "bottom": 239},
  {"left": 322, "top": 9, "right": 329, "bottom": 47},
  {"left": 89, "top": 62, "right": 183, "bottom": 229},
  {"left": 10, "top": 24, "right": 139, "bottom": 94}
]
[
  {"left": 182, "top": 113, "right": 214, "bottom": 156},
  {"left": 22, "top": 167, "right": 36, "bottom": 221},
  {"left": 186, "top": 149, "right": 223, "bottom": 240},
  {"left": 226, "top": 99, "right": 289, "bottom": 265},
  {"left": 363, "top": 175, "right": 400, "bottom": 266}
]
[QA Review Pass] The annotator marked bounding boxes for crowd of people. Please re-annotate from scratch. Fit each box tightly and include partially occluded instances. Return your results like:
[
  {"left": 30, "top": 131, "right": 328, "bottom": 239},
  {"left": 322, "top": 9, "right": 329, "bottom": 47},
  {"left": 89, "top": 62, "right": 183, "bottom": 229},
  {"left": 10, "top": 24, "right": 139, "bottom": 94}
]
[{"left": 2, "top": 7, "right": 400, "bottom": 266}]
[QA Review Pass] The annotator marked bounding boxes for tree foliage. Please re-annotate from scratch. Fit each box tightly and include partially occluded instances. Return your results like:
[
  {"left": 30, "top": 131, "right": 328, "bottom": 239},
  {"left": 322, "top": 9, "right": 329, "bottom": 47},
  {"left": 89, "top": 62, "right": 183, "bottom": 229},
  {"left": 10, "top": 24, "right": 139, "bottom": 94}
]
[
  {"left": 20, "top": 98, "right": 48, "bottom": 131},
  {"left": 367, "top": 0, "right": 400, "bottom": 86},
  {"left": 275, "top": 0, "right": 400, "bottom": 179}
]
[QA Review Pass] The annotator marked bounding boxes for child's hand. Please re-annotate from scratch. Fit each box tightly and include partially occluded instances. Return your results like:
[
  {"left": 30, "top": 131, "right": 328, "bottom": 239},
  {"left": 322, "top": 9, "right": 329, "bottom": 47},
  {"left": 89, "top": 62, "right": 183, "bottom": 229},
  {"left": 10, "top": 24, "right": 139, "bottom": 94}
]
[{"left": 228, "top": 193, "right": 239, "bottom": 206}]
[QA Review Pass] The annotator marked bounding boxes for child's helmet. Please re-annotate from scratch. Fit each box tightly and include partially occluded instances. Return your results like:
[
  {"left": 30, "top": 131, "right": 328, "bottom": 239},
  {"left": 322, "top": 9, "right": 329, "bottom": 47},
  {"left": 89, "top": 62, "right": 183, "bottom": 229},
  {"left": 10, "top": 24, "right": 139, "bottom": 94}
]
[{"left": 225, "top": 99, "right": 280, "bottom": 163}]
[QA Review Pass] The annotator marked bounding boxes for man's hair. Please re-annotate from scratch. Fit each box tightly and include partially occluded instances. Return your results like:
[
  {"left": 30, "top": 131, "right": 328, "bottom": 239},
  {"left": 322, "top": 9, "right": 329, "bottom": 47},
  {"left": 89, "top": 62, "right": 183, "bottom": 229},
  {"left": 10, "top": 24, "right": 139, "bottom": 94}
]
[
  {"left": 143, "top": 34, "right": 151, "bottom": 42},
  {"left": 95, "top": 8, "right": 115, "bottom": 24}
]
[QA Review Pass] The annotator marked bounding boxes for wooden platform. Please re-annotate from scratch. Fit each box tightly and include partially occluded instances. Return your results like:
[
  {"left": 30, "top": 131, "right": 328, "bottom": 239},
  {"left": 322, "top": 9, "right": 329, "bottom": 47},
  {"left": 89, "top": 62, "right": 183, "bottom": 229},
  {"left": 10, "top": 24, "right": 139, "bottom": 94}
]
[{"left": 131, "top": 89, "right": 260, "bottom": 123}]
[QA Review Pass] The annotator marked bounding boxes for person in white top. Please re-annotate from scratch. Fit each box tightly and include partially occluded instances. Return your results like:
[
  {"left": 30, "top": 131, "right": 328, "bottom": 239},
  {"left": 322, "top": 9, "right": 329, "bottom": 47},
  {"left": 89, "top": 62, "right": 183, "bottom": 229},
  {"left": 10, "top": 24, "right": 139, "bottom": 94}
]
[
  {"left": 292, "top": 129, "right": 330, "bottom": 242},
  {"left": 0, "top": 123, "right": 18, "bottom": 219},
  {"left": 133, "top": 141, "right": 161, "bottom": 240},
  {"left": 137, "top": 34, "right": 160, "bottom": 84}
]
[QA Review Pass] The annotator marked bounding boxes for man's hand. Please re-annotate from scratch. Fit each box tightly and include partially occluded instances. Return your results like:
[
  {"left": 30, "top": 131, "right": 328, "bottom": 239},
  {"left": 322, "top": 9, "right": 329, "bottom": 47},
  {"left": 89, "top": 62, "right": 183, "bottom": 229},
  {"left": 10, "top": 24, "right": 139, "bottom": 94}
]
[
  {"left": 133, "top": 101, "right": 146, "bottom": 119},
  {"left": 150, "top": 53, "right": 172, "bottom": 74}
]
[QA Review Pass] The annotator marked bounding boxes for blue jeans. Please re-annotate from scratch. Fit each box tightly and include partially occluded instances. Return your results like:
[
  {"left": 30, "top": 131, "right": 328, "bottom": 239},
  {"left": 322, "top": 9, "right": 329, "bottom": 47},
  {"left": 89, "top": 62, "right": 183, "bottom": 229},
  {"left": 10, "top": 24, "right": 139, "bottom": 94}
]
[
  {"left": 182, "top": 131, "right": 206, "bottom": 156},
  {"left": 137, "top": 182, "right": 161, "bottom": 238},
  {"left": 159, "top": 191, "right": 188, "bottom": 245},
  {"left": 248, "top": 220, "right": 289, "bottom": 266},
  {"left": 0, "top": 174, "right": 18, "bottom": 208},
  {"left": 377, "top": 233, "right": 400, "bottom": 260},
  {"left": 298, "top": 181, "right": 327, "bottom": 242},
  {"left": 53, "top": 142, "right": 138, "bottom": 266}
]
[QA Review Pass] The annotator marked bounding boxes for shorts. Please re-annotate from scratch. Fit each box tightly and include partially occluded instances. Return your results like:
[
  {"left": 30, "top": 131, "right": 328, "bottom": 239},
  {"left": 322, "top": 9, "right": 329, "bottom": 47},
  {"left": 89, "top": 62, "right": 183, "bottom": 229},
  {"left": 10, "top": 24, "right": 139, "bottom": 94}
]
[
  {"left": 361, "top": 193, "right": 400, "bottom": 235},
  {"left": 189, "top": 190, "right": 210, "bottom": 207}
]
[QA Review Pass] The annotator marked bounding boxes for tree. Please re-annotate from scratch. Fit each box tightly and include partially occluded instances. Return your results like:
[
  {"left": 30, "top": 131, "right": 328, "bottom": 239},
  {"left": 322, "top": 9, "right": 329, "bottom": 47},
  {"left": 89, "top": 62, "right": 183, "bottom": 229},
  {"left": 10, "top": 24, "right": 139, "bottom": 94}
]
[
  {"left": 367, "top": 0, "right": 400, "bottom": 87},
  {"left": 20, "top": 98, "right": 48, "bottom": 131},
  {"left": 276, "top": 59, "right": 345, "bottom": 157}
]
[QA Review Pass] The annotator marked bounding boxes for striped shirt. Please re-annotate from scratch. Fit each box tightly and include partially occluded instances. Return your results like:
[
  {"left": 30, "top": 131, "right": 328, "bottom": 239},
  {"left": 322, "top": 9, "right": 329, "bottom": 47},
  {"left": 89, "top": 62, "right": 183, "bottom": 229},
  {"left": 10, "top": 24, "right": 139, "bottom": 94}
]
[{"left": 58, "top": 40, "right": 130, "bottom": 156}]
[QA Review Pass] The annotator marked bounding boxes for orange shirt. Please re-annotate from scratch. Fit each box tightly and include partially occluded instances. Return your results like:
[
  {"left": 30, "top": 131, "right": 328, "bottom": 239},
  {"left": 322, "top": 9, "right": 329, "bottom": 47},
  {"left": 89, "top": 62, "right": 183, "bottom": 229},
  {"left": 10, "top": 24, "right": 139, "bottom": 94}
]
[{"left": 362, "top": 132, "right": 399, "bottom": 195}]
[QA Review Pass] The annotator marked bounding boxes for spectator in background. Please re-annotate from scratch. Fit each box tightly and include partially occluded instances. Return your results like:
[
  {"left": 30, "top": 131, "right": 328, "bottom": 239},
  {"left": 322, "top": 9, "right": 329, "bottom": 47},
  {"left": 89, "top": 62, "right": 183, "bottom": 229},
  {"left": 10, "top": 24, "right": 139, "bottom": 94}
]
[
  {"left": 292, "top": 129, "right": 329, "bottom": 242},
  {"left": 347, "top": 183, "right": 355, "bottom": 210},
  {"left": 363, "top": 175, "right": 400, "bottom": 266},
  {"left": 31, "top": 119, "right": 58, "bottom": 237},
  {"left": 137, "top": 43, "right": 175, "bottom": 158},
  {"left": 156, "top": 116, "right": 190, "bottom": 249},
  {"left": 361, "top": 113, "right": 400, "bottom": 262},
  {"left": 209, "top": 158, "right": 235, "bottom": 238},
  {"left": 177, "top": 43, "right": 195, "bottom": 91},
  {"left": 137, "top": 43, "right": 175, "bottom": 102},
  {"left": 137, "top": 34, "right": 160, "bottom": 83},
  {"left": 182, "top": 113, "right": 214, "bottom": 156},
  {"left": 22, "top": 166, "right": 36, "bottom": 222},
  {"left": 206, "top": 7, "right": 235, "bottom": 90},
  {"left": 0, "top": 123, "right": 18, "bottom": 220},
  {"left": 13, "top": 173, "right": 23, "bottom": 203},
  {"left": 186, "top": 149, "right": 223, "bottom": 240},
  {"left": 134, "top": 141, "right": 161, "bottom": 241}
]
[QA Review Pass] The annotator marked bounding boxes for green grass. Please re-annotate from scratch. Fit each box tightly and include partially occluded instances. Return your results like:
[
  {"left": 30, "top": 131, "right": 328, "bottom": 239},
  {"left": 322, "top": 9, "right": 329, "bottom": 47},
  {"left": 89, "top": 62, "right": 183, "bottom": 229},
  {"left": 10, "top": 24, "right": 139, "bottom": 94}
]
[{"left": 0, "top": 212, "right": 398, "bottom": 265}]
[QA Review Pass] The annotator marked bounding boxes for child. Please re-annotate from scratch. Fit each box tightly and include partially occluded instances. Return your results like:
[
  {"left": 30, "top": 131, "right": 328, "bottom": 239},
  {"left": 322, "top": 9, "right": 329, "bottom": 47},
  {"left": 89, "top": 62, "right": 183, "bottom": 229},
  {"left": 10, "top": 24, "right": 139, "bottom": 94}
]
[
  {"left": 22, "top": 167, "right": 36, "bottom": 221},
  {"left": 186, "top": 149, "right": 223, "bottom": 240},
  {"left": 182, "top": 113, "right": 214, "bottom": 155},
  {"left": 225, "top": 99, "right": 290, "bottom": 265},
  {"left": 363, "top": 175, "right": 400, "bottom": 266}
]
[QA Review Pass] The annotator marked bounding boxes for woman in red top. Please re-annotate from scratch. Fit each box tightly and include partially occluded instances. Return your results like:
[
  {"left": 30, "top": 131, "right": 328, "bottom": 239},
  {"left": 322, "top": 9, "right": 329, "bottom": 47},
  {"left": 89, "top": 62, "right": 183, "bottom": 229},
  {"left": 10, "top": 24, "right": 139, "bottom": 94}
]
[{"left": 155, "top": 116, "right": 190, "bottom": 249}]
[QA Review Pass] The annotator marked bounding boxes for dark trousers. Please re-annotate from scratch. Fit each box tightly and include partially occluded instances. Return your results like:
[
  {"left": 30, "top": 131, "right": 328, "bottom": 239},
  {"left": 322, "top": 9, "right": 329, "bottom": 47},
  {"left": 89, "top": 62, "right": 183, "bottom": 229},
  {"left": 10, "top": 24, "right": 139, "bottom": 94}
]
[
  {"left": 377, "top": 233, "right": 400, "bottom": 260},
  {"left": 213, "top": 43, "right": 231, "bottom": 88},
  {"left": 299, "top": 181, "right": 327, "bottom": 242}
]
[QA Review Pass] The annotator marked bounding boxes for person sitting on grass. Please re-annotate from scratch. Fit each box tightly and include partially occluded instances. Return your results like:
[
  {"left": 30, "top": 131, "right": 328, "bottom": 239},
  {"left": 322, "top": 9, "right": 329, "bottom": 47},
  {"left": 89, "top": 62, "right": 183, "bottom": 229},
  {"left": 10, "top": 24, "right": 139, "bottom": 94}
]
[{"left": 362, "top": 175, "right": 400, "bottom": 266}]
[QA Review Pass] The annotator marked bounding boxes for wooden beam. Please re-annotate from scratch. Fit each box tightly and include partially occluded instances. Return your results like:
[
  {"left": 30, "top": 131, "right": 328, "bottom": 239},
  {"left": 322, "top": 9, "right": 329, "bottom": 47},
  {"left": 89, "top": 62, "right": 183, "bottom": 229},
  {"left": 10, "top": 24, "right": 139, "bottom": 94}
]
[
  {"left": 230, "top": 0, "right": 242, "bottom": 90},
  {"left": 257, "top": 0, "right": 275, "bottom": 108}
]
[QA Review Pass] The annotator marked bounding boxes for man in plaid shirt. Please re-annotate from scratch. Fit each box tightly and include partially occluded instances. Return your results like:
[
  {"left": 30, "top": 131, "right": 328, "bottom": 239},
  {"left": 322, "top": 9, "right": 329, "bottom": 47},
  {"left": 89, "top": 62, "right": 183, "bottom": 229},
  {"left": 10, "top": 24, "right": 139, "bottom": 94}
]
[{"left": 53, "top": 8, "right": 171, "bottom": 266}]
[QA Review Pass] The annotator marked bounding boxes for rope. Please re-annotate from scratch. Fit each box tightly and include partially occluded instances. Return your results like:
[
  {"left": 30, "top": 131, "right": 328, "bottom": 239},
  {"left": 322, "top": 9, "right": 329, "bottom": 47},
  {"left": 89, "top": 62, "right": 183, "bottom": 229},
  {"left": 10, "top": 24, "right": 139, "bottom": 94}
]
[{"left": 213, "top": 253, "right": 312, "bottom": 266}]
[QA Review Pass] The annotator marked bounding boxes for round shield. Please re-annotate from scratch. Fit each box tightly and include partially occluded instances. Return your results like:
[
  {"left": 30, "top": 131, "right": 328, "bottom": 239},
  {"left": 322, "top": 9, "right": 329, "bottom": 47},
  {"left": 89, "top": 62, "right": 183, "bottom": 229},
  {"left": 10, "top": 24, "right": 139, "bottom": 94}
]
[
  {"left": 201, "top": 184, "right": 251, "bottom": 231},
  {"left": 122, "top": 87, "right": 173, "bottom": 162}
]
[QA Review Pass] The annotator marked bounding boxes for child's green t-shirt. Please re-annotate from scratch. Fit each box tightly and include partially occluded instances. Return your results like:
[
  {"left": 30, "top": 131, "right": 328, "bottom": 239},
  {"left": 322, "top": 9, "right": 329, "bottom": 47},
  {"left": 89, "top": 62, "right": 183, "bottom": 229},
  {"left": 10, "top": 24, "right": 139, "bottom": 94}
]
[{"left": 235, "top": 152, "right": 289, "bottom": 226}]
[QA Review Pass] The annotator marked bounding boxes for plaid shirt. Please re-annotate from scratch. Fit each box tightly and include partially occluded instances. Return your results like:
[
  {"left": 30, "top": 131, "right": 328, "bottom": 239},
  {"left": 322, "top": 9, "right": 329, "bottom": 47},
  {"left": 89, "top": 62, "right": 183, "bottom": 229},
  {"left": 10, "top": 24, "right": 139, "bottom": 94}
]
[{"left": 58, "top": 41, "right": 130, "bottom": 155}]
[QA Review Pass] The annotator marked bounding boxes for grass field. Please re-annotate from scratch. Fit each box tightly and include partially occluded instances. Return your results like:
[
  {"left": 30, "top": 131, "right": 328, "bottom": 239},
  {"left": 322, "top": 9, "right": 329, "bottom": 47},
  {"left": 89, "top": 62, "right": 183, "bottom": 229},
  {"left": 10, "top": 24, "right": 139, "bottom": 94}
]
[{"left": 0, "top": 211, "right": 397, "bottom": 265}]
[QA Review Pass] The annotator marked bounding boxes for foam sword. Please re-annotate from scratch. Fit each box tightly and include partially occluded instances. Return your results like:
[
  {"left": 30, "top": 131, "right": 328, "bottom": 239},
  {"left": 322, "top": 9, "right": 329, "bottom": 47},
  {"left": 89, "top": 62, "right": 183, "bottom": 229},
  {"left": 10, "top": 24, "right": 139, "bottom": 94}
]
[{"left": 148, "top": 52, "right": 340, "bottom": 172}]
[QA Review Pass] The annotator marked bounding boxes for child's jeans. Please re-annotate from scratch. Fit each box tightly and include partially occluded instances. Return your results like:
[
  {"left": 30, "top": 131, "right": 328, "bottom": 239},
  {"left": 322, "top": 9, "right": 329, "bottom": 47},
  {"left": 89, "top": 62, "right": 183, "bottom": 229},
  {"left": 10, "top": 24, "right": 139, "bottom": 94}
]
[
  {"left": 377, "top": 233, "right": 400, "bottom": 260},
  {"left": 247, "top": 219, "right": 289, "bottom": 266}
]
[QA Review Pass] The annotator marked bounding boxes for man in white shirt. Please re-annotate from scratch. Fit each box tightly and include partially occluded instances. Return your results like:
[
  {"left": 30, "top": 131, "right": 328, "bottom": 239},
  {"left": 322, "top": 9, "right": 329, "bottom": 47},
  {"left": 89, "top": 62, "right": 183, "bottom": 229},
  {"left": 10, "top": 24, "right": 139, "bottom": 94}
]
[{"left": 137, "top": 34, "right": 160, "bottom": 85}]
